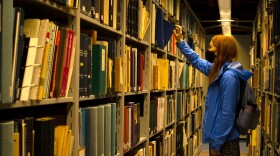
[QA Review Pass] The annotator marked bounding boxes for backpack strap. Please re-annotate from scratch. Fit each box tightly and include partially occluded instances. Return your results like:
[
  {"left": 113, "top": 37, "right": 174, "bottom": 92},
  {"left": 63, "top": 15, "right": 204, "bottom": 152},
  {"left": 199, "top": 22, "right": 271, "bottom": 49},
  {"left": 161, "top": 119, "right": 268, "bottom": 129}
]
[{"left": 236, "top": 79, "right": 246, "bottom": 115}]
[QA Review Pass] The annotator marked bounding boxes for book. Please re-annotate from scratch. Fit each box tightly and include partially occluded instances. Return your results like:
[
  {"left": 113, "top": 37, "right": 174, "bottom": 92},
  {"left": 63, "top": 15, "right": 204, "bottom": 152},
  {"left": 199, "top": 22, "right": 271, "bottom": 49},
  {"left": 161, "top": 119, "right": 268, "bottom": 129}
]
[
  {"left": 12, "top": 7, "right": 25, "bottom": 102},
  {"left": 97, "top": 106, "right": 105, "bottom": 156},
  {"left": 85, "top": 107, "right": 97, "bottom": 156},
  {"left": 34, "top": 117, "right": 55, "bottom": 155},
  {"left": 29, "top": 19, "right": 49, "bottom": 100},
  {"left": 104, "top": 104, "right": 112, "bottom": 156},
  {"left": 20, "top": 38, "right": 39, "bottom": 101},
  {"left": 0, "top": 121, "right": 14, "bottom": 156},
  {"left": 110, "top": 103, "right": 117, "bottom": 156},
  {"left": 54, "top": 125, "right": 69, "bottom": 156},
  {"left": 92, "top": 44, "right": 107, "bottom": 95},
  {"left": 0, "top": 0, "right": 14, "bottom": 103},
  {"left": 155, "top": 7, "right": 175, "bottom": 49},
  {"left": 114, "top": 57, "right": 123, "bottom": 92}
]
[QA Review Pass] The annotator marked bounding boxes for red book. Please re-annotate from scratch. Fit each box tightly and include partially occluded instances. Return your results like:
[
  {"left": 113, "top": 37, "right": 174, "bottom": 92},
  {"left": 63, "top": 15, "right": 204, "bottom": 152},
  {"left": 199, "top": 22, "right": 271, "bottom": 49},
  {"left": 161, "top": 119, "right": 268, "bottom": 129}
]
[{"left": 60, "top": 29, "right": 74, "bottom": 97}]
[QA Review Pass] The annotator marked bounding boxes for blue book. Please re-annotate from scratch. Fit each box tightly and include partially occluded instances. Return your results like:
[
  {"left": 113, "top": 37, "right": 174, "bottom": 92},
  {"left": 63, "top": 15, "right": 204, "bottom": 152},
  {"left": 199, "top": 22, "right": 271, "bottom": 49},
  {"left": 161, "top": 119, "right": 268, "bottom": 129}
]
[{"left": 155, "top": 8, "right": 175, "bottom": 49}]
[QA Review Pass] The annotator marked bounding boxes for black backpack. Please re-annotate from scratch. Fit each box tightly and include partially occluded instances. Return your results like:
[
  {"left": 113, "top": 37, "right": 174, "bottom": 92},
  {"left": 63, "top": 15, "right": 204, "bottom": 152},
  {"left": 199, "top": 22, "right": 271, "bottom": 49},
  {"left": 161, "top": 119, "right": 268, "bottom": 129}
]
[{"left": 234, "top": 79, "right": 260, "bottom": 135}]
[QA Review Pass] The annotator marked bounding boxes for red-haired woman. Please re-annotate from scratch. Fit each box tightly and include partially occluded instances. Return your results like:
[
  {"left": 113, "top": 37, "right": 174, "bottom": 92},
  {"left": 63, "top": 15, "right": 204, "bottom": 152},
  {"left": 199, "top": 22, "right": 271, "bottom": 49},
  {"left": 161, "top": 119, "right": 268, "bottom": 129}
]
[{"left": 173, "top": 26, "right": 252, "bottom": 156}]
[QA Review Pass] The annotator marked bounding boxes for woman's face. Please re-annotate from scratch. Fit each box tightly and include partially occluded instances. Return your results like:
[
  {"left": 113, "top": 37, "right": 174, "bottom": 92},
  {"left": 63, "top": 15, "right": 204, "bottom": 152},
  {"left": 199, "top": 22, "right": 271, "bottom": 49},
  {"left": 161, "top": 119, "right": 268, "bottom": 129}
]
[{"left": 208, "top": 40, "right": 217, "bottom": 52}]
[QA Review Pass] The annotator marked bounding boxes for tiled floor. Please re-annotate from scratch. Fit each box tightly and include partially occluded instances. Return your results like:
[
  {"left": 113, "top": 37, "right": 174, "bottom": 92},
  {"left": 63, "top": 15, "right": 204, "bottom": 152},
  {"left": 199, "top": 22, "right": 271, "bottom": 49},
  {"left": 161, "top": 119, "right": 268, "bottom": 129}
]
[{"left": 198, "top": 139, "right": 248, "bottom": 156}]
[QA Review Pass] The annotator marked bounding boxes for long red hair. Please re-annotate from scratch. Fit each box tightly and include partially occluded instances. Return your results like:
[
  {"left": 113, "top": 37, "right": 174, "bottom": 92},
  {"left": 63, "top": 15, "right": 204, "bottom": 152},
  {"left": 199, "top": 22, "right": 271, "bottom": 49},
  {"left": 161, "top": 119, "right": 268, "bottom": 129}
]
[{"left": 208, "top": 35, "right": 238, "bottom": 83}]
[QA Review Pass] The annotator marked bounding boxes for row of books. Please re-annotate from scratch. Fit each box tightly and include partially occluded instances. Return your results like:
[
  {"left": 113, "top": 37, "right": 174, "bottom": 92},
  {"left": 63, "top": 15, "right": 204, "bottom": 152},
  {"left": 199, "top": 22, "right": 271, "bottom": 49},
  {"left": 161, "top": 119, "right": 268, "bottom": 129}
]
[
  {"left": 123, "top": 102, "right": 141, "bottom": 152},
  {"left": 79, "top": 103, "right": 117, "bottom": 156},
  {"left": 151, "top": 6, "right": 175, "bottom": 49},
  {"left": 176, "top": 123, "right": 201, "bottom": 156},
  {"left": 149, "top": 96, "right": 165, "bottom": 135},
  {"left": 179, "top": 2, "right": 205, "bottom": 47},
  {"left": 251, "top": 56, "right": 275, "bottom": 93},
  {"left": 176, "top": 90, "right": 203, "bottom": 121},
  {"left": 9, "top": 7, "right": 76, "bottom": 103},
  {"left": 80, "top": 29, "right": 202, "bottom": 98},
  {"left": 275, "top": 48, "right": 280, "bottom": 95},
  {"left": 80, "top": 31, "right": 119, "bottom": 97},
  {"left": 0, "top": 118, "right": 74, "bottom": 156},
  {"left": 150, "top": 54, "right": 169, "bottom": 90},
  {"left": 126, "top": 145, "right": 146, "bottom": 156},
  {"left": 80, "top": 29, "right": 147, "bottom": 96},
  {"left": 125, "top": 45, "right": 146, "bottom": 93},
  {"left": 80, "top": 0, "right": 122, "bottom": 30},
  {"left": 126, "top": 0, "right": 150, "bottom": 40},
  {"left": 248, "top": 125, "right": 268, "bottom": 155},
  {"left": 148, "top": 129, "right": 176, "bottom": 156},
  {"left": 149, "top": 92, "right": 202, "bottom": 137},
  {"left": 150, "top": 53, "right": 203, "bottom": 91},
  {"left": 167, "top": 0, "right": 180, "bottom": 21}
]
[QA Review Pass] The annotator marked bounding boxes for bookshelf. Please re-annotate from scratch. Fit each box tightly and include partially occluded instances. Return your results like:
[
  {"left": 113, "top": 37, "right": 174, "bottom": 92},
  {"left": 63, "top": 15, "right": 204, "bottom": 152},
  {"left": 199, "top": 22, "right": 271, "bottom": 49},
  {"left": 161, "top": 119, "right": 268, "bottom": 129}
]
[
  {"left": 0, "top": 0, "right": 205, "bottom": 155},
  {"left": 248, "top": 0, "right": 280, "bottom": 155}
]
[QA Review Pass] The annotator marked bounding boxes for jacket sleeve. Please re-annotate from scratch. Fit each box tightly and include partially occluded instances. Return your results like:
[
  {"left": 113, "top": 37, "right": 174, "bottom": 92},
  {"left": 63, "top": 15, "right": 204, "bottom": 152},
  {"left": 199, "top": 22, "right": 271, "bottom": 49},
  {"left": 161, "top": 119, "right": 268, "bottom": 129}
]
[
  {"left": 176, "top": 40, "right": 212, "bottom": 76},
  {"left": 211, "top": 70, "right": 240, "bottom": 151}
]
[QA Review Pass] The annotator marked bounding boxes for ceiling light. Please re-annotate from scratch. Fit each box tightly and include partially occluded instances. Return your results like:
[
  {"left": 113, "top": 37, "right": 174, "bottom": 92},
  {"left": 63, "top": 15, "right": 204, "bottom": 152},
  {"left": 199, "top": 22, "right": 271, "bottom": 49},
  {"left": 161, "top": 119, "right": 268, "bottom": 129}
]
[{"left": 217, "top": 19, "right": 234, "bottom": 22}]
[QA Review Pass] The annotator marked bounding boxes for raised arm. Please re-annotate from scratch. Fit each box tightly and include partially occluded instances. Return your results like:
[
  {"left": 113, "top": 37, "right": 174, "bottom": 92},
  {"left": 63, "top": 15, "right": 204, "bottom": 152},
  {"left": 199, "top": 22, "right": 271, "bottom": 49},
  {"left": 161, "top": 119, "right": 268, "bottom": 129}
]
[{"left": 173, "top": 26, "right": 212, "bottom": 76}]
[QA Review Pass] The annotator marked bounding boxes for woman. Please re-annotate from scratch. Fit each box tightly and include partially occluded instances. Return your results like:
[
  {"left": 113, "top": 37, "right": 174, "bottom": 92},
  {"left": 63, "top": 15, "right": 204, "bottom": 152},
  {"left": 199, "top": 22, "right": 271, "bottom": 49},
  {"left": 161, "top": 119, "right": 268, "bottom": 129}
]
[{"left": 173, "top": 26, "right": 252, "bottom": 156}]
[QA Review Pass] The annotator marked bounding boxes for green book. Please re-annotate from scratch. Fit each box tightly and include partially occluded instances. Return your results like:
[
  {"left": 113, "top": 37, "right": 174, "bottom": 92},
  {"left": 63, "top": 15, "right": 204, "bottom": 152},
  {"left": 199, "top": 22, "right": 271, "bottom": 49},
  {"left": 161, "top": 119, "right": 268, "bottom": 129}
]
[{"left": 92, "top": 44, "right": 106, "bottom": 95}]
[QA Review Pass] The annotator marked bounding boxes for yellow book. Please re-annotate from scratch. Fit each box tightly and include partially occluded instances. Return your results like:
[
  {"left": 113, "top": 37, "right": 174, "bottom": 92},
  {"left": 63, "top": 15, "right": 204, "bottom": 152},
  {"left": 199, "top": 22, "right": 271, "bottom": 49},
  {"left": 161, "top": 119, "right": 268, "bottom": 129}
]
[
  {"left": 115, "top": 57, "right": 123, "bottom": 92},
  {"left": 68, "top": 136, "right": 75, "bottom": 156},
  {"left": 153, "top": 65, "right": 158, "bottom": 90},
  {"left": 23, "top": 19, "right": 40, "bottom": 38},
  {"left": 103, "top": 0, "right": 109, "bottom": 25},
  {"left": 38, "top": 30, "right": 50, "bottom": 100},
  {"left": 14, "top": 133, "right": 19, "bottom": 156},
  {"left": 158, "top": 59, "right": 169, "bottom": 90},
  {"left": 107, "top": 58, "right": 113, "bottom": 90},
  {"left": 54, "top": 125, "right": 69, "bottom": 156},
  {"left": 62, "top": 130, "right": 72, "bottom": 156}
]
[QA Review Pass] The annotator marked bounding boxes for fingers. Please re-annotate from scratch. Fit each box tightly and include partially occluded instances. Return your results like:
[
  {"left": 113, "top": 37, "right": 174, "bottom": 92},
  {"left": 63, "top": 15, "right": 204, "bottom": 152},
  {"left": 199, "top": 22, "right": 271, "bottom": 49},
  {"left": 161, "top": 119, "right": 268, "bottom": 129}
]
[{"left": 175, "top": 24, "right": 181, "bottom": 29}]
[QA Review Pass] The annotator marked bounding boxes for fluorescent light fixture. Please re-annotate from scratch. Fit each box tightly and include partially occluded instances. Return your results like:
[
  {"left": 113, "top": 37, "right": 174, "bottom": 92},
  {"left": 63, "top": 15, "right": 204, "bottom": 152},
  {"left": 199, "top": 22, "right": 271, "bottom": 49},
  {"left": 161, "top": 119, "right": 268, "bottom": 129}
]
[
  {"left": 218, "top": 0, "right": 232, "bottom": 35},
  {"left": 217, "top": 19, "right": 234, "bottom": 22},
  {"left": 222, "top": 25, "right": 231, "bottom": 35},
  {"left": 218, "top": 0, "right": 231, "bottom": 13}
]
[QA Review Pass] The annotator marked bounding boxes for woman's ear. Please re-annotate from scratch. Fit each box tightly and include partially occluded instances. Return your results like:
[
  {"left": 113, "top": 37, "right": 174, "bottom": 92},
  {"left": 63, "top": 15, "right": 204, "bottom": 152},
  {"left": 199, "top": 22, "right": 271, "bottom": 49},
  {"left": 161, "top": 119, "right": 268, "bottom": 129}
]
[{"left": 208, "top": 41, "right": 217, "bottom": 52}]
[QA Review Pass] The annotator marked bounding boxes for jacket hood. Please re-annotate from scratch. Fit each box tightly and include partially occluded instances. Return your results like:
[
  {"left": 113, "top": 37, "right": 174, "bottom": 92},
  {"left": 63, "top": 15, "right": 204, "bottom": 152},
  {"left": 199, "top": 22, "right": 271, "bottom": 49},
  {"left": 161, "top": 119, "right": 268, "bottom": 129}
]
[{"left": 226, "top": 61, "right": 252, "bottom": 81}]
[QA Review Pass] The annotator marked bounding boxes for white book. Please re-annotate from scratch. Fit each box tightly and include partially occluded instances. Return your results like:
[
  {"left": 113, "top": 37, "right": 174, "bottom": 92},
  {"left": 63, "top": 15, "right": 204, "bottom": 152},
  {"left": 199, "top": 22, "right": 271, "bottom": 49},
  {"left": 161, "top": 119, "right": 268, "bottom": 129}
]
[
  {"left": 20, "top": 38, "right": 39, "bottom": 101},
  {"left": 29, "top": 19, "right": 49, "bottom": 100}
]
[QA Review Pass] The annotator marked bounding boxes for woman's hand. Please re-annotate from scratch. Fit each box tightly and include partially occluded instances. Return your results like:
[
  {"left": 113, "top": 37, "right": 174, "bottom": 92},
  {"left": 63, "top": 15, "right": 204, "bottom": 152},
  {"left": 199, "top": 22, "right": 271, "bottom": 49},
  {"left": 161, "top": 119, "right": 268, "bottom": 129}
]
[
  {"left": 173, "top": 25, "right": 183, "bottom": 43},
  {"left": 210, "top": 148, "right": 221, "bottom": 156}
]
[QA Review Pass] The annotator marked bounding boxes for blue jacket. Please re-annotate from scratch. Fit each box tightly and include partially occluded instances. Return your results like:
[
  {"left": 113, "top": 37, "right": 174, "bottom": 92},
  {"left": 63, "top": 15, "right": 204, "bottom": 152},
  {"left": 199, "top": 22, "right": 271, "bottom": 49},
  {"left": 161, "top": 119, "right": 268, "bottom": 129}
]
[{"left": 177, "top": 41, "right": 252, "bottom": 151}]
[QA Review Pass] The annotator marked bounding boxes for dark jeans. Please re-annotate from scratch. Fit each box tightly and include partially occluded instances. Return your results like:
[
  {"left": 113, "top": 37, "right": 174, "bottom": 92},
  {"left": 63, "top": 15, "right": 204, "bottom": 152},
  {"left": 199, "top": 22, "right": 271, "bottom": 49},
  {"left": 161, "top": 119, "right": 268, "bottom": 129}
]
[{"left": 209, "top": 138, "right": 240, "bottom": 156}]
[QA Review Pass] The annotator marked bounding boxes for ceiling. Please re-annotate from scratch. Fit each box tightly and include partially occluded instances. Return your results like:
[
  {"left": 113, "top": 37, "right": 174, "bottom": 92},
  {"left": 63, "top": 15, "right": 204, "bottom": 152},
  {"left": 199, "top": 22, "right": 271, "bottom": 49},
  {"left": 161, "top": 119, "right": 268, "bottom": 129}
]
[{"left": 187, "top": 0, "right": 259, "bottom": 35}]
